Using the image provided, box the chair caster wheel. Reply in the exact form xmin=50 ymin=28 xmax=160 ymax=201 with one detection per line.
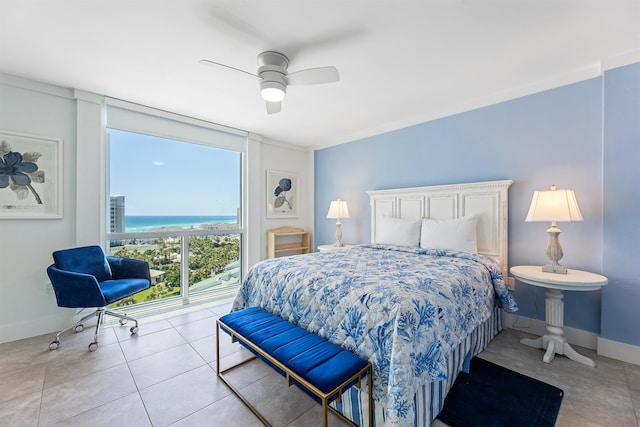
xmin=130 ymin=326 xmax=139 ymax=334
xmin=74 ymin=324 xmax=84 ymax=333
xmin=49 ymin=341 xmax=59 ymax=350
xmin=88 ymin=342 xmax=98 ymax=352
xmin=119 ymin=318 xmax=128 ymax=326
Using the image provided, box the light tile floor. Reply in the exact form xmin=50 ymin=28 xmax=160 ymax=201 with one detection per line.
xmin=0 ymin=302 xmax=638 ymax=426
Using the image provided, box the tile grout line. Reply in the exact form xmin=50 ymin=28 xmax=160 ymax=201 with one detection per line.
xmin=118 ymin=336 xmax=155 ymax=426
xmin=37 ymin=362 xmax=46 ymax=427
xmin=621 ymin=364 xmax=640 ymax=425
xmin=10 ymin=308 xmax=637 ymax=426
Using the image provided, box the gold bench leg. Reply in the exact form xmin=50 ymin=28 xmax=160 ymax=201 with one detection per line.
xmin=323 ymin=398 xmax=329 ymax=427
xmin=217 ymin=319 xmax=371 ymax=427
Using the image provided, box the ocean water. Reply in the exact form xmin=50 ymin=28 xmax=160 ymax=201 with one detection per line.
xmin=125 ymin=215 xmax=237 ymax=232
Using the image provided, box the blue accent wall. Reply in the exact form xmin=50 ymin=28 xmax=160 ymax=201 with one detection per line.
xmin=602 ymin=62 xmax=640 ymax=346
xmin=315 ymin=68 xmax=639 ymax=339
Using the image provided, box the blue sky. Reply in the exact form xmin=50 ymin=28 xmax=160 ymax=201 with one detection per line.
xmin=108 ymin=129 xmax=240 ymax=216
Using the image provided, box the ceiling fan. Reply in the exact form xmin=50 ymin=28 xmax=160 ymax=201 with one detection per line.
xmin=200 ymin=51 xmax=339 ymax=114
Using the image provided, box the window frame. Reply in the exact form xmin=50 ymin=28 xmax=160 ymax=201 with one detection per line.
xmin=103 ymin=99 xmax=248 ymax=310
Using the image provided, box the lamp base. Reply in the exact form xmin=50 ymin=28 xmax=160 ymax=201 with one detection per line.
xmin=334 ymin=221 xmax=343 ymax=248
xmin=542 ymin=264 xmax=568 ymax=274
xmin=543 ymin=225 xmax=567 ymax=274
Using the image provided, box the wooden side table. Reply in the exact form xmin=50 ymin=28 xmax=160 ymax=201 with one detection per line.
xmin=510 ymin=265 xmax=608 ymax=367
xmin=266 ymin=227 xmax=311 ymax=259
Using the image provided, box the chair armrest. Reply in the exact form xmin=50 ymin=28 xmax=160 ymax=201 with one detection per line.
xmin=46 ymin=265 xmax=108 ymax=308
xmin=107 ymin=256 xmax=151 ymax=282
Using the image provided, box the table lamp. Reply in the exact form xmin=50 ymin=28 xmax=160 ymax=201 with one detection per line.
xmin=326 ymin=199 xmax=350 ymax=247
xmin=525 ymin=185 xmax=583 ymax=274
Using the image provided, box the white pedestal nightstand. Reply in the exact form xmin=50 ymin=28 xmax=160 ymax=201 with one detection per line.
xmin=510 ymin=265 xmax=608 ymax=367
xmin=317 ymin=244 xmax=354 ymax=252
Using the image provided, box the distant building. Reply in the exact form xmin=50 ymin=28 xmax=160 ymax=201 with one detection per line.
xmin=149 ymin=269 xmax=165 ymax=285
xmin=110 ymin=195 xmax=125 ymax=233
xmin=110 ymin=195 xmax=125 ymax=246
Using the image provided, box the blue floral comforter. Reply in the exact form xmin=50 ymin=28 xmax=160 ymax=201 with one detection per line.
xmin=232 ymin=244 xmax=518 ymax=426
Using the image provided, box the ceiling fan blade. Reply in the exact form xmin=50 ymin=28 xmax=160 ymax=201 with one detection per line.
xmin=199 ymin=59 xmax=258 ymax=79
xmin=286 ymin=66 xmax=339 ymax=85
xmin=266 ymin=101 xmax=282 ymax=114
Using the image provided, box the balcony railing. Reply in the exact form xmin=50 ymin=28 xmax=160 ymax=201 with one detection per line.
xmin=106 ymin=227 xmax=242 ymax=315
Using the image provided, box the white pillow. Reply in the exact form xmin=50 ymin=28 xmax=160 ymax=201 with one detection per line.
xmin=376 ymin=216 xmax=422 ymax=247
xmin=420 ymin=215 xmax=478 ymax=253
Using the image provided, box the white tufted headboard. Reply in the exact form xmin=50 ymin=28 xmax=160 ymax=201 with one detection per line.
xmin=367 ymin=180 xmax=513 ymax=276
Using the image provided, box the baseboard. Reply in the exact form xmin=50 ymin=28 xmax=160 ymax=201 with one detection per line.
xmin=597 ymin=337 xmax=640 ymax=366
xmin=502 ymin=313 xmax=598 ymax=350
xmin=503 ymin=313 xmax=640 ymax=366
xmin=0 ymin=310 xmax=74 ymax=345
xmin=0 ymin=295 xmax=236 ymax=345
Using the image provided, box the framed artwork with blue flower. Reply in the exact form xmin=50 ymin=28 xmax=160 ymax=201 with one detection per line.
xmin=0 ymin=130 xmax=63 ymax=219
xmin=266 ymin=170 xmax=298 ymax=218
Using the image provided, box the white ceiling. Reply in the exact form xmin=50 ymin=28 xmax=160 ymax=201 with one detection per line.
xmin=1 ymin=1 xmax=638 ymax=148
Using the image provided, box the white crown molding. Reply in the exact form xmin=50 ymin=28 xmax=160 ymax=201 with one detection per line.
xmin=601 ymin=49 xmax=640 ymax=72
xmin=247 ymin=132 xmax=263 ymax=143
xmin=74 ymin=89 xmax=104 ymax=104
xmin=0 ymin=72 xmax=73 ymax=99
xmin=314 ymin=57 xmax=638 ymax=150
xmin=261 ymin=136 xmax=313 ymax=152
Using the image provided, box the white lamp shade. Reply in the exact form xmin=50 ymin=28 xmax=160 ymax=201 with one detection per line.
xmin=525 ymin=187 xmax=583 ymax=222
xmin=326 ymin=199 xmax=350 ymax=219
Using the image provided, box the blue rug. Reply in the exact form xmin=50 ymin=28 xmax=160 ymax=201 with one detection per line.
xmin=437 ymin=357 xmax=563 ymax=427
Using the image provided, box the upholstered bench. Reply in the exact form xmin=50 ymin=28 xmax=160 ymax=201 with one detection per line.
xmin=216 ymin=307 xmax=373 ymax=427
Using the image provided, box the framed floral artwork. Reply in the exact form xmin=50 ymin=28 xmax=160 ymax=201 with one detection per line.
xmin=266 ymin=170 xmax=298 ymax=218
xmin=0 ymin=130 xmax=63 ymax=219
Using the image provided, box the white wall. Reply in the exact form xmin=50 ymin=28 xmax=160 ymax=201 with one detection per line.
xmin=0 ymin=75 xmax=79 ymax=342
xmin=0 ymin=73 xmax=314 ymax=344
xmin=245 ymin=135 xmax=314 ymax=266
xmin=257 ymin=137 xmax=314 ymax=260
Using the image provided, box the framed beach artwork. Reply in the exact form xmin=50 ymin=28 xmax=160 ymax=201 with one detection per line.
xmin=266 ymin=170 xmax=298 ymax=218
xmin=0 ymin=130 xmax=63 ymax=219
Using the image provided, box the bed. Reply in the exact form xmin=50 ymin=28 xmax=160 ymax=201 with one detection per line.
xmin=231 ymin=180 xmax=517 ymax=426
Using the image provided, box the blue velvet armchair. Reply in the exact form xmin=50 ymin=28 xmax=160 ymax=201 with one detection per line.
xmin=46 ymin=245 xmax=151 ymax=351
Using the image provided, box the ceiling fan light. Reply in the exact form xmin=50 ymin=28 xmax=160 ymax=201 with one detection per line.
xmin=261 ymin=81 xmax=286 ymax=102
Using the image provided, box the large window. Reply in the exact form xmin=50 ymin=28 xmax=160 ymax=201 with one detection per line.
xmin=105 ymin=102 xmax=246 ymax=311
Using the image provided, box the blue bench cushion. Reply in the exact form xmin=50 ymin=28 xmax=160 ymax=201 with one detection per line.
xmin=219 ymin=307 xmax=368 ymax=396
